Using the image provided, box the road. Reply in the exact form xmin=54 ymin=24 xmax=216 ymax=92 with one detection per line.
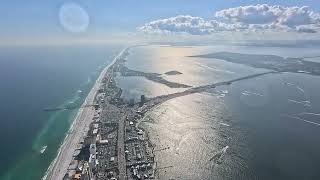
xmin=147 ymin=71 xmax=279 ymax=106
xmin=117 ymin=114 xmax=127 ymax=180
xmin=44 ymin=48 xmax=129 ymax=180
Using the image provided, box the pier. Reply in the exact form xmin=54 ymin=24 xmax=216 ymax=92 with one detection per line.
xmin=43 ymin=104 xmax=99 ymax=112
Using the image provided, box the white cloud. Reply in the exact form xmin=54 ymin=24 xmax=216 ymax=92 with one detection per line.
xmin=138 ymin=15 xmax=231 ymax=35
xmin=139 ymin=4 xmax=320 ymax=35
xmin=215 ymin=4 xmax=280 ymax=24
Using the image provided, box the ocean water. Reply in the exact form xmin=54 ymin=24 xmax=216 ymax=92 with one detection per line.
xmin=0 ymin=44 xmax=122 ymax=180
xmin=118 ymin=45 xmax=320 ymax=180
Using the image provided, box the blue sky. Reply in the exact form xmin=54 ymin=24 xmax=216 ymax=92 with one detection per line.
xmin=0 ymin=0 xmax=319 ymax=45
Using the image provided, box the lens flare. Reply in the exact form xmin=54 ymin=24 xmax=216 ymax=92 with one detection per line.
xmin=59 ymin=2 xmax=89 ymax=33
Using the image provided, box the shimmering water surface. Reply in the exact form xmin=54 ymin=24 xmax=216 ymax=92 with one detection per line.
xmin=117 ymin=45 xmax=320 ymax=180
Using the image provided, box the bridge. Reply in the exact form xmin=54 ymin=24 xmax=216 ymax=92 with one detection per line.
xmin=145 ymin=71 xmax=280 ymax=106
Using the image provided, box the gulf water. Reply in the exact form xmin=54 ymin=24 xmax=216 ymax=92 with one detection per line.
xmin=0 ymin=44 xmax=122 ymax=180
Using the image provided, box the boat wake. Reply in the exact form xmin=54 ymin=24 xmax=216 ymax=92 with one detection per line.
xmin=299 ymin=112 xmax=320 ymax=116
xmin=241 ymin=90 xmax=264 ymax=97
xmin=209 ymin=146 xmax=229 ymax=164
xmin=284 ymin=82 xmax=306 ymax=95
xmin=219 ymin=122 xmax=230 ymax=127
xmin=40 ymin=145 xmax=47 ymax=154
xmin=195 ymin=62 xmax=235 ymax=74
xmin=288 ymin=99 xmax=312 ymax=107
xmin=216 ymin=89 xmax=228 ymax=98
xmin=282 ymin=114 xmax=320 ymax=127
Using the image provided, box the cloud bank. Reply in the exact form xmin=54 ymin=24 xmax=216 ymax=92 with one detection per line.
xmin=138 ymin=4 xmax=320 ymax=35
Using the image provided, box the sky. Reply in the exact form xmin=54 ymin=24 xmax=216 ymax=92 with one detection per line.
xmin=0 ymin=0 xmax=320 ymax=45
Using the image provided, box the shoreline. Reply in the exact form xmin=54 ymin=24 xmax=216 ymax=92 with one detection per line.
xmin=43 ymin=47 xmax=128 ymax=180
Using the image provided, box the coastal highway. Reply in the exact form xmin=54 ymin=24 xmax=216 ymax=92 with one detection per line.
xmin=117 ymin=114 xmax=127 ymax=180
xmin=147 ymin=71 xmax=280 ymax=106
xmin=44 ymin=47 xmax=276 ymax=180
xmin=44 ymin=48 xmax=129 ymax=180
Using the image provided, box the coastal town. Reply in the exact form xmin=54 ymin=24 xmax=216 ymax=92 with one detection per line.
xmin=44 ymin=47 xmax=283 ymax=180
xmin=59 ymin=48 xmax=156 ymax=180
xmin=3 ymin=1 xmax=320 ymax=180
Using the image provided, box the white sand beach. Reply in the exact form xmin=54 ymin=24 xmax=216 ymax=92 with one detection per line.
xmin=44 ymin=48 xmax=127 ymax=180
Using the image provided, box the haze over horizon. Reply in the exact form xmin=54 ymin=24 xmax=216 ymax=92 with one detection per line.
xmin=1 ymin=0 xmax=320 ymax=46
